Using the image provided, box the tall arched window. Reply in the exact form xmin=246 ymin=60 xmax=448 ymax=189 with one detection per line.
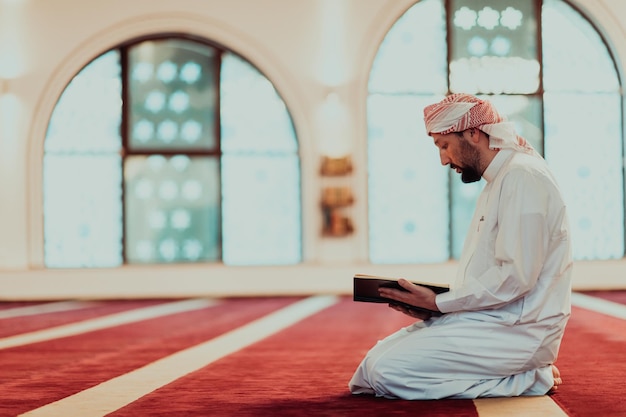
xmin=43 ymin=36 xmax=302 ymax=267
xmin=367 ymin=0 xmax=623 ymax=264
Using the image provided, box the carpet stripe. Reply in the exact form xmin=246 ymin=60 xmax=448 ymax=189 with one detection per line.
xmin=0 ymin=300 xmax=177 ymax=339
xmin=1 ymin=298 xmax=299 ymax=416
xmin=0 ymin=301 xmax=97 ymax=319
xmin=18 ymin=295 xmax=339 ymax=417
xmin=108 ymin=297 xmax=477 ymax=417
xmin=0 ymin=299 xmax=216 ymax=350
xmin=571 ymin=291 xmax=626 ymax=319
xmin=474 ymin=396 xmax=567 ymax=417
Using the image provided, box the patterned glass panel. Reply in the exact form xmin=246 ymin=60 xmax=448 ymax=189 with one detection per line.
xmin=542 ymin=0 xmax=619 ymax=93
xmin=220 ymin=53 xmax=297 ymax=153
xmin=124 ymin=155 xmax=221 ymax=263
xmin=368 ymin=94 xmax=449 ymax=264
xmin=128 ymin=40 xmax=217 ymax=151
xmin=45 ymin=51 xmax=122 ymax=153
xmin=221 ymin=154 xmax=301 ymax=265
xmin=44 ymin=38 xmax=303 ymax=267
xmin=543 ymin=0 xmax=623 ymax=260
xmin=368 ymin=0 xmax=447 ymax=94
xmin=449 ymin=0 xmax=539 ymax=94
xmin=544 ymin=93 xmax=624 ymax=260
xmin=43 ymin=154 xmax=123 ymax=267
xmin=43 ymin=50 xmax=123 ymax=268
xmin=220 ymin=51 xmax=301 ymax=265
xmin=449 ymin=95 xmax=541 ymax=258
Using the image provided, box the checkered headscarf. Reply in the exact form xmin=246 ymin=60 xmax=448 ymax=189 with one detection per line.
xmin=423 ymin=94 xmax=536 ymax=155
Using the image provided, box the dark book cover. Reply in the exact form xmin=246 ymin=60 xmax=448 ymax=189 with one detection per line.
xmin=353 ymin=274 xmax=450 ymax=315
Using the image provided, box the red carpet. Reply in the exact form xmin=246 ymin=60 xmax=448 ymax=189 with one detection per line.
xmin=0 ymin=301 xmax=43 ymax=311
xmin=580 ymin=290 xmax=626 ymax=305
xmin=0 ymin=297 xmax=299 ymax=416
xmin=0 ymin=300 xmax=166 ymax=338
xmin=550 ymin=305 xmax=626 ymax=417
xmin=2 ymin=292 xmax=626 ymax=416
xmin=110 ymin=299 xmax=479 ymax=417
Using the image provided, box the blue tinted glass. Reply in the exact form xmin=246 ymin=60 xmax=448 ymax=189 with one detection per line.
xmin=222 ymin=154 xmax=301 ymax=265
xmin=368 ymin=94 xmax=450 ymax=263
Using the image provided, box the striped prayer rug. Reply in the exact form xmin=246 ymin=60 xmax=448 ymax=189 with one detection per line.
xmin=0 ymin=291 xmax=624 ymax=416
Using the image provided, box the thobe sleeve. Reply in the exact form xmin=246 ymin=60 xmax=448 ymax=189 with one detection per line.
xmin=436 ymin=168 xmax=551 ymax=313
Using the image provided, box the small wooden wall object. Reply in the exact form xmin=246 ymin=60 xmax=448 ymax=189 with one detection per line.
xmin=321 ymin=186 xmax=354 ymax=236
xmin=320 ymin=156 xmax=353 ymax=176
xmin=321 ymin=186 xmax=354 ymax=208
xmin=323 ymin=209 xmax=354 ymax=237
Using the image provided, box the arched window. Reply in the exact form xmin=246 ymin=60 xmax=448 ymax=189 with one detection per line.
xmin=43 ymin=36 xmax=302 ymax=267
xmin=368 ymin=0 xmax=623 ymax=263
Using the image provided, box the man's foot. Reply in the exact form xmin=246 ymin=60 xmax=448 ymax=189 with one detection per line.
xmin=549 ymin=364 xmax=562 ymax=393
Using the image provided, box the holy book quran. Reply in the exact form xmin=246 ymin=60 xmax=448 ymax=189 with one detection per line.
xmin=353 ymin=273 xmax=450 ymax=315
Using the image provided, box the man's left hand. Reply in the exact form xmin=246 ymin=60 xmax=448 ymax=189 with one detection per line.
xmin=378 ymin=278 xmax=440 ymax=313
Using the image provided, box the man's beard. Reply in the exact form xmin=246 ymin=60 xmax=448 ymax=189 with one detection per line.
xmin=460 ymin=166 xmax=481 ymax=183
xmin=455 ymin=138 xmax=482 ymax=183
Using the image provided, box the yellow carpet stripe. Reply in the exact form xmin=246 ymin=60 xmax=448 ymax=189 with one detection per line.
xmin=0 ymin=300 xmax=97 ymax=319
xmin=571 ymin=291 xmax=626 ymax=319
xmin=474 ymin=396 xmax=568 ymax=417
xmin=0 ymin=298 xmax=217 ymax=350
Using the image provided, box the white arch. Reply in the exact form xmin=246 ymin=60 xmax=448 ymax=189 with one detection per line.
xmin=571 ymin=0 xmax=626 ymax=77
xmin=26 ymin=12 xmax=315 ymax=266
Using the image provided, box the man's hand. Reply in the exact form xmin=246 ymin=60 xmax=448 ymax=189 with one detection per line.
xmin=378 ymin=278 xmax=440 ymax=316
xmin=388 ymin=303 xmax=433 ymax=320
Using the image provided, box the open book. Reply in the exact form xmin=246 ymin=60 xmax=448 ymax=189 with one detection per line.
xmin=353 ymin=273 xmax=450 ymax=315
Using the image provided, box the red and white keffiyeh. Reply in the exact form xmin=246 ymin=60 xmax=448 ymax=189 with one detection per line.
xmin=423 ymin=93 xmax=536 ymax=155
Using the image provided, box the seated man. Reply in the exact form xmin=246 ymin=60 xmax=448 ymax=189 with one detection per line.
xmin=349 ymin=93 xmax=572 ymax=399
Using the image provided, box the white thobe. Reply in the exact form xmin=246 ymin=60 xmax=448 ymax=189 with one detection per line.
xmin=349 ymin=149 xmax=573 ymax=399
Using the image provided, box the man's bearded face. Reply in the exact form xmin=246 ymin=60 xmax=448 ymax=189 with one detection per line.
xmin=452 ymin=137 xmax=482 ymax=183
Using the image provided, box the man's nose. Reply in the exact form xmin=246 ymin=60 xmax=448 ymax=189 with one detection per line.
xmin=439 ymin=151 xmax=450 ymax=166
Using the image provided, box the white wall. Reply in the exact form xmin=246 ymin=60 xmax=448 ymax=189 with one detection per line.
xmin=0 ymin=0 xmax=625 ymax=300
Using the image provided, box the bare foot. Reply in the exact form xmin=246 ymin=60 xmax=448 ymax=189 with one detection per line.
xmin=549 ymin=364 xmax=562 ymax=394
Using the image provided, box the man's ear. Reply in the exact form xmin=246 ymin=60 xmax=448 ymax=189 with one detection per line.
xmin=461 ymin=128 xmax=480 ymax=144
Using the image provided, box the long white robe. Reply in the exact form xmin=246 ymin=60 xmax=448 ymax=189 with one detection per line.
xmin=349 ymin=149 xmax=573 ymax=399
